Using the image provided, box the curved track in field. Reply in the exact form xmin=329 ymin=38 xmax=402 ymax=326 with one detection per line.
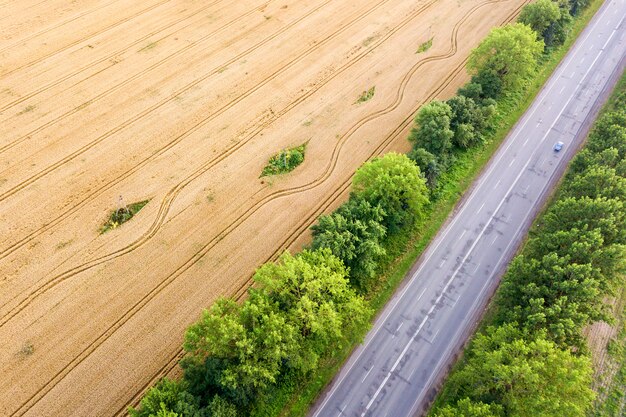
xmin=0 ymin=0 xmax=531 ymax=414
xmin=0 ymin=0 xmax=439 ymax=326
xmin=0 ymin=0 xmax=272 ymax=151
xmin=114 ymin=1 xmax=530 ymax=412
xmin=0 ymin=0 xmax=346 ymax=199
xmin=6 ymin=1 xmax=527 ymax=413
xmin=0 ymin=0 xmax=371 ymax=261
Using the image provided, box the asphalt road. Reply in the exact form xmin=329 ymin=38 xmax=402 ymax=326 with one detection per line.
xmin=310 ymin=1 xmax=626 ymax=416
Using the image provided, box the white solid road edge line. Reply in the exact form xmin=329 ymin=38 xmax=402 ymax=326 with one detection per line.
xmin=406 ymin=7 xmax=625 ymax=417
xmin=360 ymin=15 xmax=616 ymax=414
xmin=311 ymin=2 xmax=617 ymax=415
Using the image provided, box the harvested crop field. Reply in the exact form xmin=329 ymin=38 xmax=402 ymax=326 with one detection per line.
xmin=0 ymin=0 xmax=528 ymax=415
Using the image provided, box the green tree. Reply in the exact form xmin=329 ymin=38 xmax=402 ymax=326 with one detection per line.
xmin=311 ymin=197 xmax=386 ymax=291
xmin=497 ymin=253 xmax=604 ymax=346
xmin=206 ymin=395 xmax=237 ymax=417
xmin=527 ymin=227 xmax=625 ymax=279
xmin=449 ymin=325 xmax=595 ymax=417
xmin=254 ymin=249 xmax=371 ymax=370
xmin=543 ymin=0 xmax=573 ymax=47
xmin=570 ymin=148 xmax=621 ymax=174
xmin=409 ymin=100 xmax=454 ymax=156
xmin=446 ymin=95 xmax=496 ymax=149
xmin=458 ymin=82 xmax=485 ymax=102
xmin=586 ymin=111 xmax=626 ymax=156
xmin=564 ymin=165 xmax=626 ymax=200
xmin=408 ymin=147 xmax=441 ymax=188
xmin=617 ymin=159 xmax=626 ymax=177
xmin=183 ymin=293 xmax=299 ymax=402
xmin=519 ymin=0 xmax=561 ymax=45
xmin=541 ymin=196 xmax=626 ymax=245
xmin=352 ymin=153 xmax=429 ymax=232
xmin=468 ymin=23 xmax=544 ymax=91
xmin=471 ymin=70 xmax=504 ymax=99
xmin=434 ymin=398 xmax=503 ymax=417
xmin=568 ymin=0 xmax=590 ymax=15
xmin=128 ymin=378 xmax=204 ymax=417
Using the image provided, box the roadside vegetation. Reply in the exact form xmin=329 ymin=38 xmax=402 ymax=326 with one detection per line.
xmin=130 ymin=0 xmax=606 ymax=415
xmin=581 ymin=75 xmax=626 ymax=417
xmin=430 ymin=63 xmax=626 ymax=417
xmin=130 ymin=153 xmax=427 ymax=417
xmin=260 ymin=143 xmax=307 ymax=177
xmin=590 ymin=285 xmax=626 ymax=417
xmin=101 ymin=200 xmax=150 ymax=233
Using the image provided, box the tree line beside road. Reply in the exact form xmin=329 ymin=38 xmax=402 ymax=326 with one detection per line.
xmin=130 ymin=0 xmax=600 ymax=414
xmin=431 ymin=53 xmax=626 ymax=417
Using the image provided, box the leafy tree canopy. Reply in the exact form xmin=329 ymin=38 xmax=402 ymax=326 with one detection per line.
xmin=497 ymin=253 xmax=604 ymax=346
xmin=409 ymin=100 xmax=455 ymax=156
xmin=586 ymin=110 xmax=626 ymax=156
xmin=129 ymin=378 xmax=206 ymax=417
xmin=449 ymin=324 xmax=595 ymax=417
xmin=183 ymin=292 xmax=299 ymax=398
xmin=519 ymin=0 xmax=562 ymax=44
xmin=434 ymin=398 xmax=503 ymax=417
xmin=408 ymin=147 xmax=441 ymax=188
xmin=446 ymin=95 xmax=496 ymax=149
xmin=311 ymin=197 xmax=387 ymax=291
xmin=468 ymin=23 xmax=544 ymax=91
xmin=352 ymin=152 xmax=429 ymax=232
xmin=540 ymin=196 xmax=626 ymax=245
xmin=568 ymin=0 xmax=590 ymax=15
xmin=564 ymin=165 xmax=626 ymax=200
xmin=254 ymin=249 xmax=371 ymax=369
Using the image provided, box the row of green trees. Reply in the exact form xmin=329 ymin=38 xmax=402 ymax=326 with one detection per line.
xmin=409 ymin=0 xmax=587 ymax=190
xmin=131 ymin=0 xmax=596 ymax=414
xmin=432 ymin=50 xmax=626 ymax=417
xmin=409 ymin=0 xmax=578 ymax=187
xmin=313 ymin=153 xmax=428 ymax=291
xmin=130 ymin=153 xmax=430 ymax=417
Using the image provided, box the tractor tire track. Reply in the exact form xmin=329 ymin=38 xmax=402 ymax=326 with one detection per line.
xmin=0 ymin=0 xmax=437 ymax=324
xmin=0 ymin=0 xmax=364 ymax=203
xmin=0 ymin=0 xmax=231 ymax=114
xmin=113 ymin=350 xmax=184 ymax=417
xmin=5 ymin=1 xmax=529 ymax=414
xmin=0 ymin=0 xmax=175 ymax=76
xmin=5 ymin=2 xmax=518 ymax=414
xmin=0 ymin=1 xmax=125 ymax=45
xmin=0 ymin=0 xmax=50 ymax=17
xmin=0 ymin=0 xmax=270 ymax=154
xmin=111 ymin=3 xmax=528 ymax=412
xmin=0 ymin=0 xmax=391 ymax=262
xmin=3 ymin=0 xmax=447 ymax=414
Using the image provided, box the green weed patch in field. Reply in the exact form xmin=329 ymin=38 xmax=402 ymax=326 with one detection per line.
xmin=261 ymin=143 xmax=307 ymax=177
xmin=355 ymin=86 xmax=376 ymax=104
xmin=101 ymin=200 xmax=150 ymax=233
xmin=416 ymin=38 xmax=433 ymax=53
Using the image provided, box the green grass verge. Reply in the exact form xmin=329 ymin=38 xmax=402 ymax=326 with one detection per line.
xmin=101 ymin=200 xmax=150 ymax=233
xmin=250 ymin=1 xmax=606 ymax=415
xmin=261 ymin=143 xmax=307 ymax=177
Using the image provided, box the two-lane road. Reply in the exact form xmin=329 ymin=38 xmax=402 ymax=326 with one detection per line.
xmin=311 ymin=1 xmax=626 ymax=416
